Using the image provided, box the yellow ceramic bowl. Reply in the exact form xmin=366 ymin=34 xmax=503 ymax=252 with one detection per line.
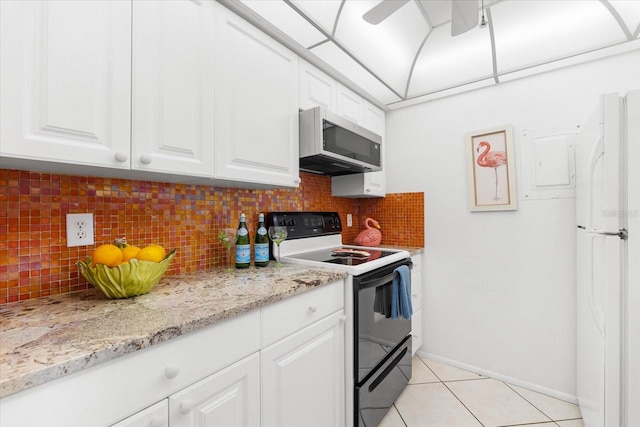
xmin=77 ymin=249 xmax=176 ymax=299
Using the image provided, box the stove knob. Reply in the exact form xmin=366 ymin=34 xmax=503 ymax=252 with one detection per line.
xmin=288 ymin=219 xmax=295 ymax=226
xmin=279 ymin=219 xmax=287 ymax=226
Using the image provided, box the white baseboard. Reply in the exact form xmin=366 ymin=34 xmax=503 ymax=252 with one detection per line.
xmin=416 ymin=350 xmax=579 ymax=404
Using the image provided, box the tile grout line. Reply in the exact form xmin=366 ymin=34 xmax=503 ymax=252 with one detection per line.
xmin=392 ymin=402 xmax=409 ymax=427
xmin=417 ymin=356 xmax=488 ymax=426
xmin=503 ymin=382 xmax=566 ymax=424
xmin=441 ymin=378 xmax=488 ymax=427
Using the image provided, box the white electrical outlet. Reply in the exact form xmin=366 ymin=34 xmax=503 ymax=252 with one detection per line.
xmin=347 ymin=214 xmax=353 ymax=227
xmin=66 ymin=213 xmax=95 ymax=247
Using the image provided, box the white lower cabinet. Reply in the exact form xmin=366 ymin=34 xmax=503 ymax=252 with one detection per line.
xmin=0 ymin=281 xmax=346 ymax=427
xmin=112 ymin=400 xmax=169 ymax=427
xmin=261 ymin=311 xmax=345 ymax=427
xmin=169 ymin=353 xmax=260 ymax=427
xmin=411 ymin=254 xmax=423 ymax=356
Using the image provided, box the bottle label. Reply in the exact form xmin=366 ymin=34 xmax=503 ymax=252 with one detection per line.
xmin=238 ymin=228 xmax=248 ymax=237
xmin=257 ymin=226 xmax=267 ymax=236
xmin=235 ymin=244 xmax=250 ymax=263
xmin=254 ymin=243 xmax=269 ymax=262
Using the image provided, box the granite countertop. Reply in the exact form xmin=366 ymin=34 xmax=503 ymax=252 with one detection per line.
xmin=383 ymin=246 xmax=424 ymax=256
xmin=0 ymin=263 xmax=347 ymax=399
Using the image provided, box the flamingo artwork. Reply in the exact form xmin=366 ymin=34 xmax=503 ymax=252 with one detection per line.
xmin=354 ymin=217 xmax=382 ymax=247
xmin=476 ymin=141 xmax=507 ymax=202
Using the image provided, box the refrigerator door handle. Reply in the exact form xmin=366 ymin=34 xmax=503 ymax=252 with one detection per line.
xmin=588 ymin=237 xmax=605 ymax=337
xmin=586 ymin=133 xmax=604 ymax=231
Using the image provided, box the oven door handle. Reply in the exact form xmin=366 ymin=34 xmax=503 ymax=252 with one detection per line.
xmin=358 ymin=271 xmax=399 ymax=290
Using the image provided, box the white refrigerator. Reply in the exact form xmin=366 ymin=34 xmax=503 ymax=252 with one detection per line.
xmin=576 ymin=89 xmax=639 ymax=427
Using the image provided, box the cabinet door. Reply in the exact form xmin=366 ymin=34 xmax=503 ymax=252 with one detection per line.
xmin=214 ymin=4 xmax=300 ymax=188
xmin=336 ymin=84 xmax=364 ymax=125
xmin=111 ymin=400 xmax=168 ymax=427
xmin=262 ymin=311 xmax=345 ymax=427
xmin=131 ymin=0 xmax=215 ymax=177
xmin=169 ymin=353 xmax=260 ymax=427
xmin=299 ymin=59 xmax=336 ymax=111
xmin=411 ymin=254 xmax=423 ymax=356
xmin=0 ymin=0 xmax=131 ymax=169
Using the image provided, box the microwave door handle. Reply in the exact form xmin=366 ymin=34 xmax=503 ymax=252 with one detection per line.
xmin=358 ymin=271 xmax=399 ymax=290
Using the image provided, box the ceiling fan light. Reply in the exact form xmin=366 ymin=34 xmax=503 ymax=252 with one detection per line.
xmin=480 ymin=15 xmax=487 ymax=28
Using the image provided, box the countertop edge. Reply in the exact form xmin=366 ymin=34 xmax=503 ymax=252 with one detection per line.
xmin=0 ymin=265 xmax=348 ymax=398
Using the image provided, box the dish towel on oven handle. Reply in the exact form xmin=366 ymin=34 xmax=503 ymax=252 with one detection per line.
xmin=391 ymin=265 xmax=413 ymax=319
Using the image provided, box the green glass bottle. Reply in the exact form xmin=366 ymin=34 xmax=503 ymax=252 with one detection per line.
xmin=254 ymin=213 xmax=269 ymax=267
xmin=235 ymin=213 xmax=250 ymax=269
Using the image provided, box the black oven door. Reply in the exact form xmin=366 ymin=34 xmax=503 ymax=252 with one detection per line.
xmin=353 ymin=258 xmax=412 ymax=384
xmin=356 ymin=335 xmax=412 ymax=427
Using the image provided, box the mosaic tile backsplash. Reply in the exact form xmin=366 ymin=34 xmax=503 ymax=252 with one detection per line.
xmin=0 ymin=169 xmax=424 ymax=304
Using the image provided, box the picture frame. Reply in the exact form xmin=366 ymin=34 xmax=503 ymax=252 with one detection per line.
xmin=466 ymin=125 xmax=517 ymax=212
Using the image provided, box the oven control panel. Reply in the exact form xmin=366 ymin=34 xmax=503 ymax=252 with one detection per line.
xmin=266 ymin=212 xmax=342 ymax=240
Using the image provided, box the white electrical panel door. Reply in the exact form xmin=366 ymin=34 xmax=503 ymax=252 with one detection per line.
xmin=520 ymin=130 xmax=576 ymax=200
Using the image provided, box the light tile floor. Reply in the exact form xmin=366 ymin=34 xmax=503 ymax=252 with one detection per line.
xmin=380 ymin=355 xmax=584 ymax=427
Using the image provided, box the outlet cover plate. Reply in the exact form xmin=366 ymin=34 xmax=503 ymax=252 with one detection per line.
xmin=66 ymin=213 xmax=95 ymax=247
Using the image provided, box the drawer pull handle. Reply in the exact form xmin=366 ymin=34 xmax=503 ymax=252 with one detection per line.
xmin=308 ymin=304 xmax=318 ymax=313
xmin=140 ymin=154 xmax=153 ymax=165
xmin=180 ymin=400 xmax=194 ymax=415
xmin=165 ymin=364 xmax=180 ymax=379
xmin=149 ymin=416 xmax=165 ymax=427
xmin=114 ymin=152 xmax=128 ymax=162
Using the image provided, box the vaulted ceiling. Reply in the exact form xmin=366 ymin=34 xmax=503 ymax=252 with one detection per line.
xmin=227 ymin=0 xmax=640 ymax=110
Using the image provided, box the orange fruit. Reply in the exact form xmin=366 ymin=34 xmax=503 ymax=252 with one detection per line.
xmin=92 ymin=244 xmax=123 ymax=268
xmin=135 ymin=244 xmax=166 ymax=263
xmin=121 ymin=245 xmax=141 ymax=262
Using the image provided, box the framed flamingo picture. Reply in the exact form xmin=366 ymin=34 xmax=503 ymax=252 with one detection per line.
xmin=466 ymin=125 xmax=518 ymax=211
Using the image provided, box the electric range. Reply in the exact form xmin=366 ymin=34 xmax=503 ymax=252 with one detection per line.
xmin=267 ymin=211 xmax=410 ymax=275
xmin=266 ymin=212 xmax=413 ymax=427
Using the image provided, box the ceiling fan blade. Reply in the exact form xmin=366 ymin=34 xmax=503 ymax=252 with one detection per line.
xmin=363 ymin=0 xmax=410 ymax=25
xmin=451 ymin=0 xmax=479 ymax=36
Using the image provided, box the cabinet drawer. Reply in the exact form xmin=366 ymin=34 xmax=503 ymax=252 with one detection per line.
xmin=261 ymin=280 xmax=344 ymax=347
xmin=0 ymin=310 xmax=261 ymax=427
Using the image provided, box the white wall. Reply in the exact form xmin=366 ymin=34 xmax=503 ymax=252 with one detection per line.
xmin=385 ymin=49 xmax=640 ymax=400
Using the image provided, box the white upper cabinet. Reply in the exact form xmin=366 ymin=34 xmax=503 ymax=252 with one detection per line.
xmin=213 ymin=3 xmax=300 ymax=188
xmin=363 ymin=100 xmax=385 ymax=136
xmin=299 ymin=59 xmax=337 ymax=111
xmin=336 ymin=84 xmax=365 ymax=125
xmin=0 ymin=0 xmax=132 ymax=169
xmin=131 ymin=0 xmax=215 ymax=177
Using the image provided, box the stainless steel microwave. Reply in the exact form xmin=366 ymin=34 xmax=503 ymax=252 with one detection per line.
xmin=299 ymin=106 xmax=382 ymax=176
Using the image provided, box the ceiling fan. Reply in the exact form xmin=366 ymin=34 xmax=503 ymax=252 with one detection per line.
xmin=362 ymin=0 xmax=486 ymax=36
